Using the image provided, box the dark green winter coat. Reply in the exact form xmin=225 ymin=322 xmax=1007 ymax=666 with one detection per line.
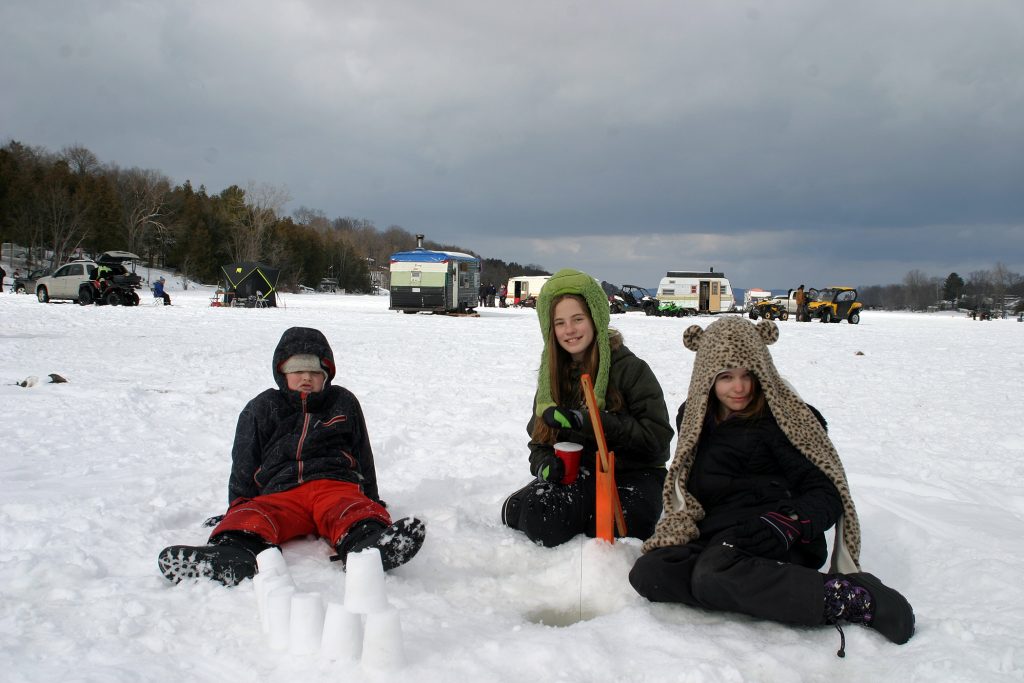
xmin=527 ymin=332 xmax=672 ymax=476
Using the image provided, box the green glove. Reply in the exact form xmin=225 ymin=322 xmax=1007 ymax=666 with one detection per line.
xmin=542 ymin=406 xmax=585 ymax=430
xmin=537 ymin=455 xmax=566 ymax=483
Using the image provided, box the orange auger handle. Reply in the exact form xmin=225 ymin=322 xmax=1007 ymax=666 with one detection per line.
xmin=581 ymin=374 xmax=627 ymax=542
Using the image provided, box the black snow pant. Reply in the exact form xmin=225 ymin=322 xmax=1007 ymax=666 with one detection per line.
xmin=629 ymin=534 xmax=826 ymax=626
xmin=501 ymin=466 xmax=665 ymax=547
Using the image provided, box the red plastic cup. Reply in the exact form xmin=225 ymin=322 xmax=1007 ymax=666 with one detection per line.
xmin=553 ymin=442 xmax=584 ymax=485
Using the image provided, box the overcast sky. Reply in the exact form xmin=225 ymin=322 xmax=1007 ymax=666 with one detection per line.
xmin=3 ymin=0 xmax=1022 ymax=289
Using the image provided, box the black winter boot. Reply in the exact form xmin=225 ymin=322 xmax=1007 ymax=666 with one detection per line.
xmin=824 ymin=572 xmax=915 ymax=646
xmin=158 ymin=531 xmax=272 ymax=586
xmin=333 ymin=517 xmax=426 ymax=571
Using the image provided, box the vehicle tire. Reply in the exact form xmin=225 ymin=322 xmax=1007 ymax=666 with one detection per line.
xmin=15 ymin=284 xmax=26 ymax=294
xmin=748 ymin=310 xmax=757 ymax=319
xmin=105 ymin=290 xmax=122 ymax=306
xmin=779 ymin=310 xmax=789 ymax=321
xmin=820 ymin=310 xmax=832 ymax=323
xmin=79 ymin=287 xmax=94 ymax=305
xmin=849 ymin=311 xmax=860 ymax=324
xmin=644 ymin=305 xmax=654 ymax=316
xmin=402 ymin=309 xmax=417 ymax=314
xmin=37 ymin=287 xmax=49 ymax=303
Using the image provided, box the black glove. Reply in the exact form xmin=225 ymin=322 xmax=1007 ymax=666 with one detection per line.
xmin=542 ymin=406 xmax=585 ymax=431
xmin=202 ymin=514 xmax=225 ymax=528
xmin=732 ymin=511 xmax=808 ymax=559
xmin=536 ymin=454 xmax=566 ymax=483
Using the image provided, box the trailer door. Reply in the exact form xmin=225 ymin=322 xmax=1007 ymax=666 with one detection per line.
xmin=699 ymin=281 xmax=710 ymax=312
xmin=709 ymin=280 xmax=721 ymax=312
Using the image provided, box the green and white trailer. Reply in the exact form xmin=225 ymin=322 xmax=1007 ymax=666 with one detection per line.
xmin=389 ymin=248 xmax=481 ymax=314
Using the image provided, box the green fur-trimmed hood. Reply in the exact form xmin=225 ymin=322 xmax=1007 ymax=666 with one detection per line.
xmin=535 ymin=269 xmax=611 ymax=417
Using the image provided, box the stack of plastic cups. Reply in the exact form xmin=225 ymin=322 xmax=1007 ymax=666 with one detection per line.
xmin=321 ymin=601 xmax=363 ymax=661
xmin=253 ymin=547 xmax=296 ymax=650
xmin=343 ymin=547 xmax=406 ymax=670
xmin=289 ymin=592 xmax=325 ymax=656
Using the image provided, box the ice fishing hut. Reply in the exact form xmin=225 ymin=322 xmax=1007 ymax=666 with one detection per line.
xmin=221 ymin=262 xmax=281 ymax=307
xmin=389 ymin=236 xmax=481 ymax=314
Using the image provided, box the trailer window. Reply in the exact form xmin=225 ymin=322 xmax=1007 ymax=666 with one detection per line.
xmin=712 ymin=282 xmax=719 ymax=295
xmin=662 ymin=288 xmax=674 ymax=295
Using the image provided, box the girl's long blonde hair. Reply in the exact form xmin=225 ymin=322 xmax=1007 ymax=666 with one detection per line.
xmin=532 ymin=293 xmax=623 ymax=444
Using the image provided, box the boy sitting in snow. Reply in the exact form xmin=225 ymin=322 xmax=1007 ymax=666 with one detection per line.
xmin=158 ymin=326 xmax=426 ymax=585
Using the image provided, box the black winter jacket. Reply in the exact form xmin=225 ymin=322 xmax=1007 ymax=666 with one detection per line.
xmin=678 ymin=401 xmax=842 ymax=568
xmin=226 ymin=327 xmax=380 ymax=504
xmin=527 ymin=339 xmax=672 ymax=476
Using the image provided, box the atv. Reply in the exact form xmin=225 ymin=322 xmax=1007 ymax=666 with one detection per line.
xmin=749 ymin=298 xmax=789 ymax=321
xmin=615 ymin=285 xmax=659 ymax=314
xmin=806 ymin=286 xmax=862 ymax=324
xmin=79 ymin=251 xmax=144 ymax=306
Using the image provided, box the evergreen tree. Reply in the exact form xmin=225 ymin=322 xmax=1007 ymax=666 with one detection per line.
xmin=942 ymin=272 xmax=965 ymax=303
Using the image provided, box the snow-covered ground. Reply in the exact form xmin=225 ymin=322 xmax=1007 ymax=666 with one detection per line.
xmin=2 ymin=285 xmax=1022 ymax=682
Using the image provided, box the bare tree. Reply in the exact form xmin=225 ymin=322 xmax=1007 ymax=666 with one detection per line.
xmin=991 ymin=262 xmax=1011 ymax=313
xmin=61 ymin=145 xmax=101 ymax=175
xmin=293 ymin=206 xmax=331 ymax=232
xmin=111 ymin=166 xmax=172 ymax=254
xmin=42 ymin=176 xmax=89 ymax=266
xmin=902 ymin=269 xmax=937 ymax=310
xmin=228 ymin=182 xmax=291 ymax=262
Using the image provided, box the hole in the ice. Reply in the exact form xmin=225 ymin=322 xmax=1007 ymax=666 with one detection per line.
xmin=526 ymin=607 xmax=604 ymax=627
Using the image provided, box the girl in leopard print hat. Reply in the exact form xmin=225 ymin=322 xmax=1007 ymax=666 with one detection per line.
xmin=630 ymin=317 xmax=914 ymax=652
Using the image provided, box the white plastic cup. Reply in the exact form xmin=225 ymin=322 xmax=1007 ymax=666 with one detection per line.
xmin=289 ymin=592 xmax=325 ymax=656
xmin=360 ymin=608 xmax=405 ymax=670
xmin=321 ymin=602 xmax=363 ymax=660
xmin=265 ymin=584 xmax=296 ymax=651
xmin=256 ymin=547 xmax=289 ymax=577
xmin=255 ymin=573 xmax=294 ymax=634
xmin=344 ymin=548 xmax=390 ymax=614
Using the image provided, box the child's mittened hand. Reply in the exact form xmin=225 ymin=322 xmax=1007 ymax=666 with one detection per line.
xmin=537 ymin=455 xmax=566 ymax=484
xmin=542 ymin=406 xmax=585 ymax=430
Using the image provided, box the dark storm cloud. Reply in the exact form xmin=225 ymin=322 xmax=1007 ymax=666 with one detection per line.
xmin=2 ymin=0 xmax=1021 ymax=287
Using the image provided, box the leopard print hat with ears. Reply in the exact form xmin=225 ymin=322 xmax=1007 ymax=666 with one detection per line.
xmin=642 ymin=316 xmax=862 ymax=574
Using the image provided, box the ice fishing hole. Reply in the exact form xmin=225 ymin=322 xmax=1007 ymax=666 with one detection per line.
xmin=526 ymin=607 xmax=606 ymax=628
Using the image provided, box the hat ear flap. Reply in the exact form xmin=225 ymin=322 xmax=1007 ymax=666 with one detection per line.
xmin=756 ymin=319 xmax=780 ymax=345
xmin=683 ymin=325 xmax=704 ymax=351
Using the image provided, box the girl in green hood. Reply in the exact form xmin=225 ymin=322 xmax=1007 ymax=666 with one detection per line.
xmin=500 ymin=269 xmax=673 ymax=547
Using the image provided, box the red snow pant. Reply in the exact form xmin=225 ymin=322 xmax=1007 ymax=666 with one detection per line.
xmin=211 ymin=479 xmax=391 ymax=547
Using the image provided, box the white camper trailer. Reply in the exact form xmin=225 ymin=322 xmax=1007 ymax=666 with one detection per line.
xmin=655 ymin=270 xmax=735 ymax=314
xmin=506 ymin=275 xmax=550 ymax=308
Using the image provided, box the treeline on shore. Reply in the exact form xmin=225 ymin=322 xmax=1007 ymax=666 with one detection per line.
xmin=0 ymin=140 xmax=548 ymax=292
xmin=4 ymin=139 xmax=1020 ymax=310
xmin=857 ymin=267 xmax=1024 ymax=312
